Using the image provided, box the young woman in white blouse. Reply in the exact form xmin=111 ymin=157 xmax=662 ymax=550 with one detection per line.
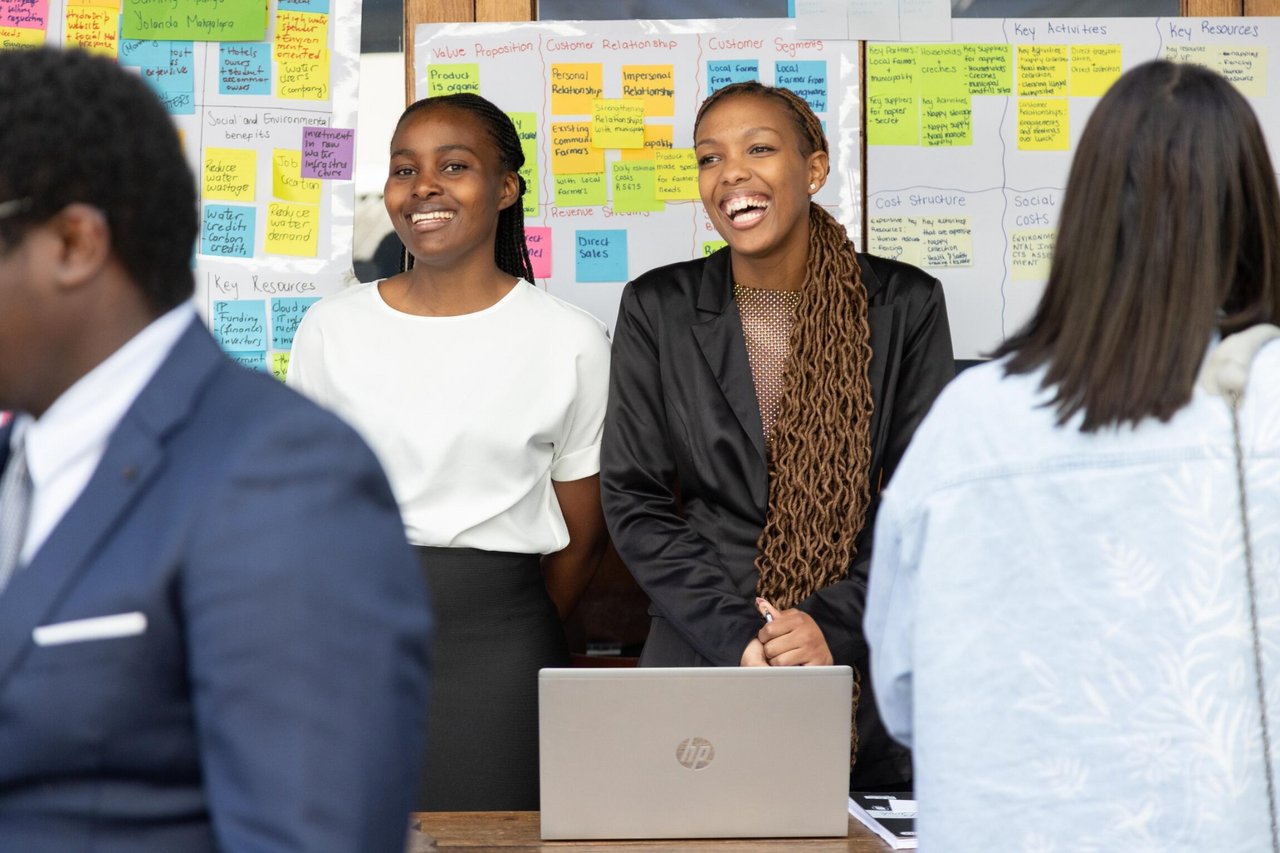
xmin=289 ymin=93 xmax=610 ymax=810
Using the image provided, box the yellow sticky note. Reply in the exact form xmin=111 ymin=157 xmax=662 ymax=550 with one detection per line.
xmin=265 ymin=202 xmax=320 ymax=257
xmin=426 ymin=63 xmax=479 ymax=97
xmin=65 ymin=6 xmax=118 ymax=57
xmin=1017 ymin=44 xmax=1069 ymax=97
xmin=611 ymin=161 xmax=663 ymax=213
xmin=920 ymin=96 xmax=971 ymax=147
xmin=274 ymin=10 xmax=327 ymax=61
xmin=1069 ymin=44 xmax=1122 ymax=97
xmin=554 ymin=172 xmax=607 ymax=207
xmin=867 ymin=218 xmax=924 ymax=267
xmin=550 ymin=122 xmax=603 ymax=175
xmin=1017 ymin=98 xmax=1069 ymax=151
xmin=621 ymin=124 xmax=675 ymax=161
xmin=917 ymin=44 xmax=967 ymax=98
xmin=550 ymin=63 xmax=603 ymax=114
xmin=920 ymin=217 xmax=973 ymax=267
xmin=1214 ymin=46 xmax=1267 ymax=97
xmin=277 ymin=52 xmax=329 ymax=100
xmin=867 ymin=94 xmax=919 ymax=146
xmin=963 ymin=43 xmax=1013 ymax=95
xmin=591 ymin=99 xmax=645 ymax=149
xmin=1011 ymin=227 xmax=1056 ymax=280
xmin=271 ymin=351 xmax=291 ymax=383
xmin=654 ymin=148 xmax=699 ymax=201
xmin=204 ymin=148 xmax=257 ymax=203
xmin=621 ymin=64 xmax=675 ymax=116
xmin=866 ymin=44 xmax=918 ymax=97
xmin=0 ymin=26 xmax=45 ymax=48
xmin=272 ymin=149 xmax=321 ymax=204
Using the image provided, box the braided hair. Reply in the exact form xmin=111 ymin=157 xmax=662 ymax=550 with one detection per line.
xmin=396 ymin=93 xmax=535 ymax=282
xmin=694 ymin=82 xmax=875 ymax=612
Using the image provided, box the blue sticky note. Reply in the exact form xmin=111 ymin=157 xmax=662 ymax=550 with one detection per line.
xmin=125 ymin=41 xmax=195 ymax=115
xmin=201 ymin=205 xmax=256 ymax=258
xmin=228 ymin=351 xmax=268 ymax=372
xmin=575 ymin=230 xmax=628 ymax=283
xmin=278 ymin=0 xmax=329 ymax=11
xmin=213 ymin=300 xmax=268 ymax=353
xmin=775 ymin=60 xmax=827 ymax=113
xmin=707 ymin=60 xmax=758 ymax=97
xmin=219 ymin=42 xmax=271 ymax=96
xmin=271 ymin=297 xmax=320 ymax=350
xmin=118 ymin=39 xmax=170 ymax=69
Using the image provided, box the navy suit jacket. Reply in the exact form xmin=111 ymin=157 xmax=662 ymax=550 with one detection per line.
xmin=0 ymin=320 xmax=431 ymax=852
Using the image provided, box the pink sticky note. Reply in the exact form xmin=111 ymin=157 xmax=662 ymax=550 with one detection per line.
xmin=1 ymin=0 xmax=48 ymax=29
xmin=301 ymin=126 xmax=354 ymax=180
xmin=526 ymin=227 xmax=552 ymax=280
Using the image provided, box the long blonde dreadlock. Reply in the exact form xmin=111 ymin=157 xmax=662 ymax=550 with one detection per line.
xmin=695 ymin=83 xmax=875 ymax=611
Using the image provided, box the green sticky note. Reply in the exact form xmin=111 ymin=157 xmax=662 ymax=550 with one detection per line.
xmin=426 ymin=63 xmax=479 ymax=97
xmin=920 ymin=96 xmax=971 ymax=147
xmin=703 ymin=240 xmax=728 ymax=257
xmin=520 ymin=162 xmax=538 ymax=217
xmin=866 ymin=44 xmax=918 ymax=97
xmin=122 ymin=0 xmax=267 ymax=41
xmin=611 ymin=161 xmax=663 ymax=213
xmin=917 ymin=44 xmax=967 ymax=98
xmin=963 ymin=44 xmax=1013 ymax=96
xmin=554 ymin=172 xmax=606 ymax=208
xmin=867 ymin=94 xmax=919 ymax=146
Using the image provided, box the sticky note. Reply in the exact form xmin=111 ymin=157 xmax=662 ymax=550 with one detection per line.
xmin=272 ymin=149 xmax=321 ymax=204
xmin=220 ymin=42 xmax=271 ymax=95
xmin=554 ymin=172 xmax=607 ymax=207
xmin=621 ymin=65 xmax=675 ymax=116
xmin=212 ymin=300 xmax=268 ymax=352
xmin=122 ymin=0 xmax=267 ymax=41
xmin=611 ymin=161 xmax=663 ymax=213
xmin=520 ymin=162 xmax=539 ymax=217
xmin=963 ymin=43 xmax=1013 ymax=96
xmin=775 ymin=59 xmax=828 ymax=113
xmin=1016 ymin=44 xmax=1069 ymax=97
xmin=702 ymin=240 xmax=728 ymax=257
xmin=916 ymin=45 xmax=967 ymax=98
xmin=1017 ymin=98 xmax=1069 ymax=151
xmin=707 ymin=59 xmax=758 ymax=96
xmin=550 ymin=63 xmax=603 ymax=114
xmin=575 ymin=230 xmax=627 ymax=282
xmin=65 ymin=5 xmax=117 ymax=57
xmin=203 ymin=148 xmax=257 ymax=202
xmin=1 ymin=0 xmax=47 ymax=29
xmin=119 ymin=38 xmax=169 ymax=67
xmin=274 ymin=10 xmax=326 ymax=61
xmin=621 ymin=124 xmax=674 ymax=161
xmin=264 ymin=202 xmax=320 ymax=257
xmin=228 ymin=352 xmax=268 ymax=371
xmin=508 ymin=112 xmax=539 ymax=216
xmin=654 ymin=148 xmax=699 ymax=201
xmin=920 ymin=96 xmax=971 ymax=147
xmin=0 ymin=24 xmax=42 ymax=47
xmin=277 ymin=53 xmax=329 ymax=100
xmin=271 ymin=297 xmax=320 ymax=350
xmin=1214 ymin=46 xmax=1267 ymax=97
xmin=301 ymin=126 xmax=354 ymax=179
xmin=550 ymin=122 xmax=603 ymax=174
xmin=867 ymin=218 xmax=924 ymax=267
xmin=124 ymin=41 xmax=195 ymax=115
xmin=426 ymin=63 xmax=479 ymax=96
xmin=526 ymin=227 xmax=552 ymax=279
xmin=867 ymin=94 xmax=919 ymax=146
xmin=866 ymin=45 xmax=917 ymax=97
xmin=271 ymin=351 xmax=291 ymax=382
xmin=1011 ymin=227 xmax=1056 ymax=280
xmin=919 ymin=216 xmax=973 ymax=267
xmin=278 ymin=0 xmax=327 ymax=12
xmin=1069 ymin=44 xmax=1121 ymax=97
xmin=592 ymin=99 xmax=645 ymax=149
xmin=201 ymin=204 xmax=256 ymax=258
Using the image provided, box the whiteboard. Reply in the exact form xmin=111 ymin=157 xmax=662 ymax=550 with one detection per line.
xmin=413 ymin=18 xmax=862 ymax=330
xmin=865 ymin=17 xmax=1278 ymax=359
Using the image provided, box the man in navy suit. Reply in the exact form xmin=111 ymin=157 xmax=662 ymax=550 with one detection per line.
xmin=0 ymin=48 xmax=432 ymax=851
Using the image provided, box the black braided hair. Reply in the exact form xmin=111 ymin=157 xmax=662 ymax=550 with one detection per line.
xmin=396 ymin=93 xmax=535 ymax=283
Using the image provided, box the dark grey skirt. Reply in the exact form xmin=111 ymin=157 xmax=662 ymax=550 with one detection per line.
xmin=414 ymin=546 xmax=568 ymax=811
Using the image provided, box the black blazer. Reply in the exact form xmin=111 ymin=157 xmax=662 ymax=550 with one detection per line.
xmin=601 ymin=248 xmax=953 ymax=784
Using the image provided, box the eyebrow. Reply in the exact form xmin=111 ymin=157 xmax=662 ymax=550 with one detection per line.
xmin=695 ymin=127 xmax=782 ymax=147
xmin=390 ymin=143 xmax=478 ymax=158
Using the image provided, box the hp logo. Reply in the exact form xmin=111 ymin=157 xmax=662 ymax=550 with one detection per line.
xmin=675 ymin=737 xmax=715 ymax=770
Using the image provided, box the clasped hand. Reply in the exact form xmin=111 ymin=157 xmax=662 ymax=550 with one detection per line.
xmin=740 ymin=597 xmax=834 ymax=667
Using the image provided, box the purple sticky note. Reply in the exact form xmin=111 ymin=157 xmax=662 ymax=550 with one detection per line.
xmin=526 ymin=227 xmax=551 ymax=279
xmin=301 ymin=126 xmax=355 ymax=180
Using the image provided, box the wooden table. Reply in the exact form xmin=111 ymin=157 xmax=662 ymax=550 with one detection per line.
xmin=410 ymin=812 xmax=893 ymax=851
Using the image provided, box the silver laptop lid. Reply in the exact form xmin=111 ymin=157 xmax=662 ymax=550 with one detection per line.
xmin=539 ymin=666 xmax=853 ymax=840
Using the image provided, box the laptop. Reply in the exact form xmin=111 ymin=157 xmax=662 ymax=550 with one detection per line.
xmin=538 ymin=666 xmax=853 ymax=840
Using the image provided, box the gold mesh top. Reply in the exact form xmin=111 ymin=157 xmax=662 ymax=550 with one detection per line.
xmin=734 ymin=282 xmax=802 ymax=450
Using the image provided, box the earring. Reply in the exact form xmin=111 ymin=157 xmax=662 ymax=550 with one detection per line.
xmin=809 ymin=182 xmax=817 ymax=191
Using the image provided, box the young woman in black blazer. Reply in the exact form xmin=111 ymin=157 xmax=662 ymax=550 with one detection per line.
xmin=600 ymin=82 xmax=953 ymax=788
